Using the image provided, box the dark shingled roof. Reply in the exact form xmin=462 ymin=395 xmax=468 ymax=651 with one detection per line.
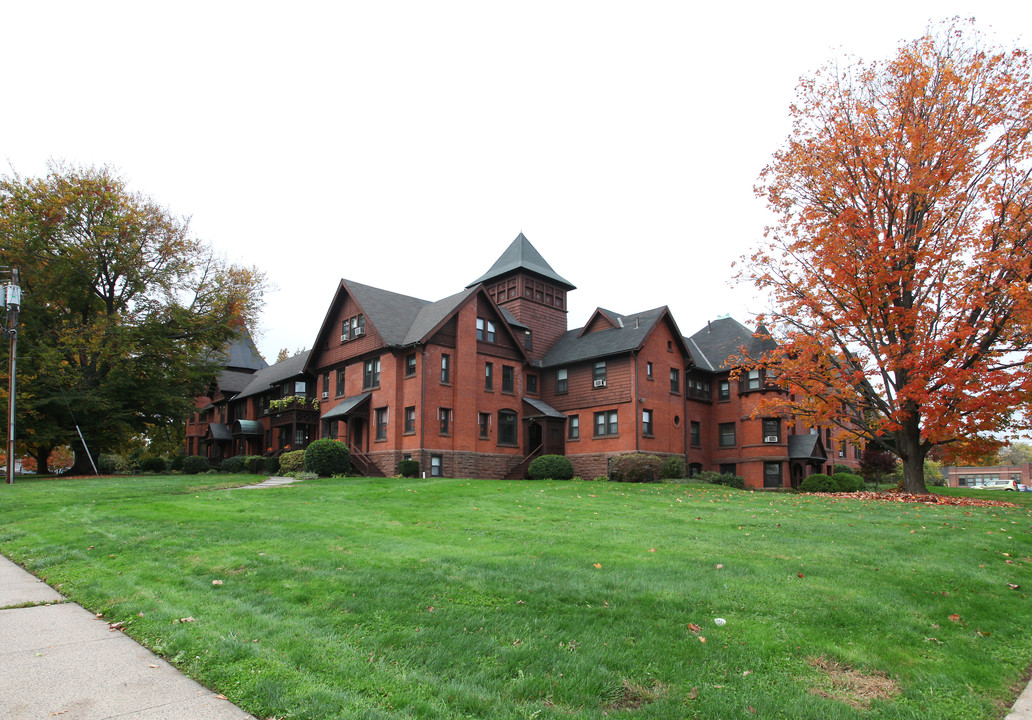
xmin=217 ymin=369 xmax=258 ymax=395
xmin=542 ymin=306 xmax=680 ymax=368
xmin=206 ymin=423 xmax=232 ymax=441
xmin=789 ymin=433 xmax=828 ymax=462
xmin=322 ymin=393 xmax=372 ymax=420
xmin=222 ymin=331 xmax=268 ymax=372
xmin=402 ymin=288 xmax=477 ymax=345
xmin=343 ymin=279 xmax=432 ymax=346
xmin=686 ymin=317 xmax=778 ymax=372
xmin=235 ymin=350 xmax=312 ymax=401
xmin=468 ymin=233 xmax=575 ymax=290
xmin=523 ymin=397 xmax=566 ymax=420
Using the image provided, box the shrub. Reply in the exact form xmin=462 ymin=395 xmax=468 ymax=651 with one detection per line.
xmin=169 ymin=455 xmax=185 ymax=472
xmin=609 ymin=454 xmax=664 ymax=483
xmin=528 ymin=454 xmax=575 ymax=480
xmin=182 ymin=455 xmax=210 ymax=475
xmin=220 ymin=456 xmax=246 ymax=474
xmin=696 ymin=470 xmax=745 ymax=489
xmin=244 ymin=455 xmax=265 ymax=474
xmin=832 ymin=472 xmax=864 ymax=492
xmin=304 ymin=439 xmax=351 ymax=476
xmin=659 ymin=457 xmax=685 ymax=480
xmin=262 ymin=456 xmax=281 ymax=475
xmin=397 ymin=459 xmax=420 ymax=478
xmin=833 ymin=464 xmax=853 ymax=475
xmin=139 ymin=456 xmax=167 ymax=473
xmin=96 ymin=454 xmax=118 ymax=475
xmin=799 ymin=473 xmax=836 ymax=492
xmin=279 ymin=450 xmax=306 ymax=475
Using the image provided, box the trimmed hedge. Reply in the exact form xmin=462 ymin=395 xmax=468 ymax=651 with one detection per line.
xmin=799 ymin=472 xmax=865 ymax=493
xmin=609 ymin=454 xmax=664 ymax=483
xmin=304 ymin=439 xmax=351 ymax=476
xmin=139 ymin=456 xmax=167 ymax=473
xmin=244 ymin=455 xmax=265 ymax=474
xmin=659 ymin=457 xmax=686 ymax=480
xmin=397 ymin=459 xmax=420 ymax=478
xmin=696 ymin=470 xmax=746 ymax=489
xmin=528 ymin=454 xmax=575 ymax=480
xmin=279 ymin=450 xmax=306 ymax=474
xmin=262 ymin=456 xmax=281 ymax=475
xmin=182 ymin=456 xmax=210 ymax=475
xmin=832 ymin=472 xmax=864 ymax=492
xmin=220 ymin=456 xmax=246 ymax=474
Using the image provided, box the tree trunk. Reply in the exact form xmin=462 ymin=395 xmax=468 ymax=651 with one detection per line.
xmin=70 ymin=448 xmax=99 ymax=476
xmin=898 ymin=410 xmax=929 ymax=494
xmin=31 ymin=445 xmax=52 ymax=475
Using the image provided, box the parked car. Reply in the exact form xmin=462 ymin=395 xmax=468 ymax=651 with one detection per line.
xmin=975 ymin=479 xmax=1018 ymax=491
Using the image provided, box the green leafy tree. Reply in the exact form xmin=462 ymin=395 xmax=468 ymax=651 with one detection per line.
xmin=0 ymin=162 xmax=266 ymax=474
xmin=998 ymin=442 xmax=1032 ymax=466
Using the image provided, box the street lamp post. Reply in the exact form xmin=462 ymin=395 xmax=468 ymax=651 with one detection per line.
xmin=4 ymin=268 xmax=20 ymax=485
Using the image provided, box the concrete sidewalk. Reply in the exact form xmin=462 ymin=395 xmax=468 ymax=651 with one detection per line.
xmin=0 ymin=555 xmax=254 ymax=720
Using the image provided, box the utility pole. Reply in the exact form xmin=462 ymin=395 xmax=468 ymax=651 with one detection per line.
xmin=3 ymin=267 xmax=20 ymax=485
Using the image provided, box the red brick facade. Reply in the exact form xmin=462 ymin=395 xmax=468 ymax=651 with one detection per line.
xmin=189 ymin=234 xmax=859 ymax=487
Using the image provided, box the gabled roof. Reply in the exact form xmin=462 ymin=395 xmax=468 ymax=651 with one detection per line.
xmin=789 ymin=433 xmax=828 ymax=462
xmin=686 ymin=317 xmax=778 ymax=372
xmin=344 ymin=279 xmax=433 ymax=345
xmin=467 ymin=233 xmax=575 ymax=290
xmin=402 ymin=287 xmax=478 ymax=344
xmin=542 ymin=306 xmax=691 ymax=368
xmin=216 ymin=369 xmax=258 ymax=395
xmin=235 ymin=350 xmax=312 ymax=401
xmin=523 ymin=397 xmax=566 ymax=420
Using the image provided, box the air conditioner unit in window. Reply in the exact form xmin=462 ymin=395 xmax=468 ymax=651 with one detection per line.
xmin=353 ymin=327 xmax=365 ymax=337
xmin=593 ymin=379 xmax=606 ymax=388
xmin=764 ymin=435 xmax=779 ymax=443
xmin=340 ymin=334 xmax=348 ymax=342
xmin=322 ymin=391 xmax=329 ymax=400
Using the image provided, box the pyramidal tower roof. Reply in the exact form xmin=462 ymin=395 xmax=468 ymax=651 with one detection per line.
xmin=468 ymin=233 xmax=575 ymax=290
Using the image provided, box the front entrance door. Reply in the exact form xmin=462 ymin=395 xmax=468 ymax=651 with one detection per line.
xmin=527 ymin=422 xmax=543 ymax=456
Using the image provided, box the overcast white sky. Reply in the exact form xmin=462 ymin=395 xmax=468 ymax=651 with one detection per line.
xmin=2 ymin=2 xmax=1029 ymax=362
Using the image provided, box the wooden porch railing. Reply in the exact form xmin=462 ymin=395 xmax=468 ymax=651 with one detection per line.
xmin=349 ymin=446 xmax=384 ymax=477
xmin=505 ymin=445 xmax=543 ymax=480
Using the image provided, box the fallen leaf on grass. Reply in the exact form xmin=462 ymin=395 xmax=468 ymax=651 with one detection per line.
xmin=212 ymin=579 xmax=223 ymax=586
xmin=688 ymin=623 xmax=702 ymax=634
xmin=593 ymin=563 xmax=602 ymax=569
xmin=176 ymin=617 xmax=195 ymax=623
xmin=1009 ymin=583 xmax=1021 ymax=590
xmin=948 ymin=614 xmax=961 ymax=623
xmin=687 ymin=687 xmax=698 ymax=699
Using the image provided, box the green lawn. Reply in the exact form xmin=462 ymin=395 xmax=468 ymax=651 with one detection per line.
xmin=1 ymin=475 xmax=1030 ymax=720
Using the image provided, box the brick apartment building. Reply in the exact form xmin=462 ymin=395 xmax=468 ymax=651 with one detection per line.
xmin=187 ymin=234 xmax=859 ymax=488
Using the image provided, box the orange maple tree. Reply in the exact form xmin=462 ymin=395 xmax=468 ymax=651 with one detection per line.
xmin=744 ymin=20 xmax=1032 ymax=493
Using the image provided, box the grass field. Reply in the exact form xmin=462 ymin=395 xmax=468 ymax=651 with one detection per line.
xmin=2 ymin=474 xmax=1031 ymax=719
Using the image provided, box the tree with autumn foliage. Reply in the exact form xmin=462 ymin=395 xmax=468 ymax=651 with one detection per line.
xmin=0 ymin=162 xmax=266 ymax=474
xmin=744 ymin=21 xmax=1032 ymax=494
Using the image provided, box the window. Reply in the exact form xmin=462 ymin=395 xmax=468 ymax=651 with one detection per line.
xmin=295 ymin=380 xmax=307 ymax=394
xmin=476 ymin=317 xmax=496 ymax=343
xmin=720 ymin=463 xmax=736 ymax=476
xmin=764 ymin=462 xmax=782 ymax=488
xmin=440 ymin=408 xmax=452 ymax=435
xmin=690 ymin=421 xmax=701 ymax=447
xmin=404 ymin=406 xmax=416 ymax=434
xmin=688 ymin=376 xmax=711 ymax=400
xmin=431 ymin=454 xmax=442 ymax=477
xmin=556 ymin=368 xmax=568 ymax=394
xmin=718 ymin=380 xmax=730 ymax=401
xmin=441 ymin=354 xmax=450 ymax=384
xmin=719 ymin=422 xmax=736 ymax=447
xmin=742 ymin=369 xmax=761 ymax=391
xmin=762 ymin=418 xmax=781 ymax=443
xmin=646 ymin=362 xmax=654 ymax=380
xmin=485 ymin=362 xmax=494 ymax=391
xmin=321 ymin=373 xmax=330 ymax=398
xmin=327 ymin=419 xmax=338 ymax=439
xmin=670 ymin=368 xmax=680 ymax=393
xmin=524 ymin=330 xmax=532 ymax=351
xmin=498 ymin=410 xmax=518 ymax=445
xmin=405 ymin=353 xmax=417 ymax=377
xmin=526 ymin=374 xmax=538 ymax=394
xmin=374 ymin=407 xmax=388 ymax=441
xmin=593 ymin=361 xmax=607 ymax=387
xmin=594 ymin=410 xmax=618 ymax=437
xmin=568 ymin=415 xmax=580 ymax=440
xmin=335 ymin=367 xmax=346 ymax=396
xmin=642 ymin=409 xmax=654 ymax=436
xmin=341 ymin=314 xmax=365 ymax=341
xmin=479 ymin=412 xmax=490 ymax=439
xmin=502 ymin=365 xmax=514 ymax=393
xmin=363 ymin=358 xmax=380 ymax=389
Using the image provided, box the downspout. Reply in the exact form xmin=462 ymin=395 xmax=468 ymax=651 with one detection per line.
xmin=633 ymin=350 xmax=640 ymax=453
xmin=419 ymin=345 xmax=426 ymax=469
